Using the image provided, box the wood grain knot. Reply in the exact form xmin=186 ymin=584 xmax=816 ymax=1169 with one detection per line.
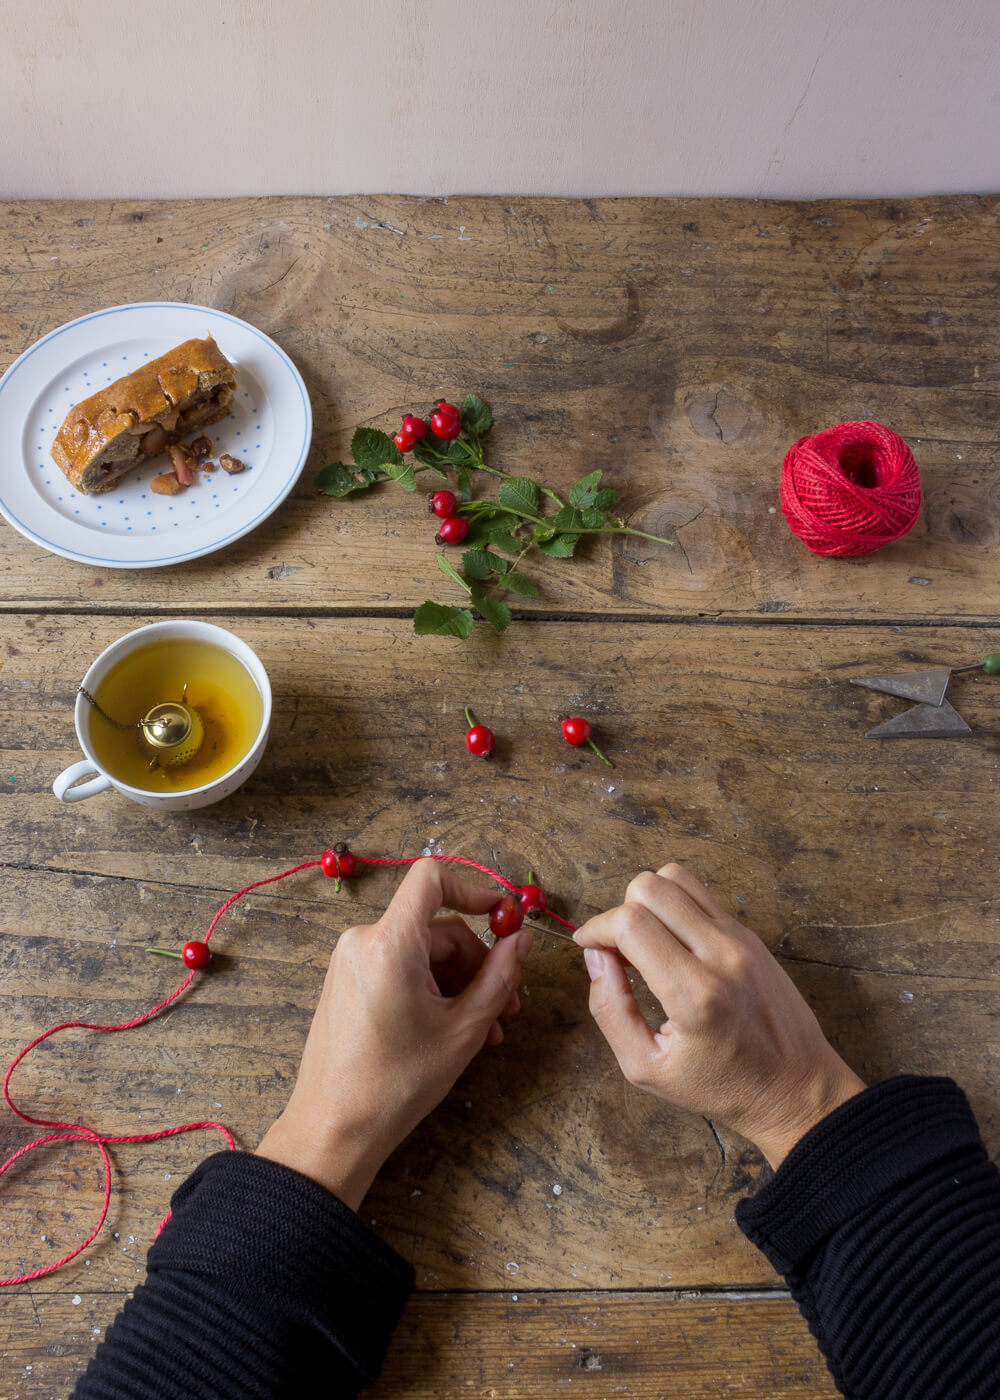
xmin=686 ymin=387 xmax=757 ymax=445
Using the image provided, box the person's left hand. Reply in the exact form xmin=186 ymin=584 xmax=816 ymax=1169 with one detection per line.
xmin=256 ymin=859 xmax=533 ymax=1210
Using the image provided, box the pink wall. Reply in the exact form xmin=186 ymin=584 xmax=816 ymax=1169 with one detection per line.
xmin=2 ymin=0 xmax=998 ymax=199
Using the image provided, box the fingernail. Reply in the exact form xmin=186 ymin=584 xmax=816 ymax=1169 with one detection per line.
xmin=583 ymin=948 xmax=606 ymax=981
xmin=515 ymin=929 xmax=534 ymax=963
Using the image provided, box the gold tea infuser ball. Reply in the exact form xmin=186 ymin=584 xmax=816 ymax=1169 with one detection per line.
xmin=136 ymin=684 xmax=206 ymax=769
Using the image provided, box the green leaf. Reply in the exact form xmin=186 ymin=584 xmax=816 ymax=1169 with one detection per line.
xmin=553 ymin=505 xmax=585 ymax=531
xmin=460 ymin=394 xmax=493 ymax=435
xmin=352 ymin=427 xmax=402 ymax=471
xmin=461 ymin=548 xmax=496 ymax=580
xmin=446 ymin=438 xmax=478 ymax=466
xmin=314 ymin=462 xmax=379 ymax=497
xmin=435 ymin=553 xmax=472 ymax=593
xmin=498 ymin=477 xmax=539 ymax=515
xmin=593 ymin=488 xmax=618 ymax=510
xmin=383 ymin=461 xmax=417 ymax=492
xmin=569 ymin=470 xmax=603 ymax=507
xmin=475 ymin=595 xmax=512 ymax=633
xmin=537 ymin=533 xmax=580 ymax=557
xmin=456 ymin=466 xmax=473 ymax=500
xmin=502 ymin=570 xmax=540 ymax=596
xmin=486 ymin=528 xmax=522 ymax=553
xmin=414 ymin=601 xmax=475 ymax=638
xmin=581 ymin=507 xmax=609 ymax=528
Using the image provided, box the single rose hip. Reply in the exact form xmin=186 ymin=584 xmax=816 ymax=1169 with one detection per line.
xmin=518 ymin=883 xmax=547 ymax=916
xmin=394 ymin=427 xmax=417 ymax=453
xmin=561 ymin=717 xmax=591 ymax=746
xmin=401 ymin=415 xmax=428 ymax=442
xmin=431 ymin=402 xmax=462 ymax=440
xmin=464 ymin=706 xmax=495 ymax=757
xmin=436 ymin=516 xmax=470 ymax=545
xmin=561 ymin=716 xmax=614 ymax=768
xmin=429 ymin=489 xmax=458 ymax=519
xmin=182 ymin=941 xmax=212 ymax=970
xmin=146 ymin=941 xmax=212 ymax=970
xmin=321 ymin=845 xmax=357 ymax=880
xmin=489 ymin=895 xmax=524 ymax=938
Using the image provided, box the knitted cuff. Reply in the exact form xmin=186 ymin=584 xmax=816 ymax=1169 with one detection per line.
xmin=148 ymin=1150 xmax=414 ymax=1383
xmin=735 ymin=1075 xmax=987 ymax=1276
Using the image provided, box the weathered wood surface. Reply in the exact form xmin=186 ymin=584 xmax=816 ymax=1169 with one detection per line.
xmin=0 ymin=1292 xmax=838 ymax=1400
xmin=3 ymin=616 xmax=998 ymax=1345
xmin=1 ymin=195 xmax=999 ymax=620
xmin=4 ymin=195 xmax=1000 ymax=1398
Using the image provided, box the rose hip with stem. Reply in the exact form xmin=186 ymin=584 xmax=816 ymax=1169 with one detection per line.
xmin=321 ymin=844 xmax=357 ymax=892
xmin=146 ymin=941 xmax=212 ymax=971
xmin=464 ymin=706 xmax=495 ymax=757
xmin=518 ymin=874 xmax=547 ymax=916
xmin=561 ymin=716 xmax=614 ymax=768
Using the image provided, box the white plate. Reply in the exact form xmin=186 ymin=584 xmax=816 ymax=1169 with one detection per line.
xmin=0 ymin=302 xmax=312 ymax=568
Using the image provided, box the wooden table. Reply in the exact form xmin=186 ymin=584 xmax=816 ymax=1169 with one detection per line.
xmin=2 ymin=194 xmax=999 ymax=1398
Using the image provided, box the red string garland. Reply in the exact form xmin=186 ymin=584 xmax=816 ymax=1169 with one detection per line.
xmin=1 ymin=851 xmax=576 ymax=1287
xmin=779 ymin=420 xmax=922 ymax=557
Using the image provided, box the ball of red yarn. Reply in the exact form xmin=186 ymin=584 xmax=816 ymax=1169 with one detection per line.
xmin=779 ymin=420 xmax=922 ymax=557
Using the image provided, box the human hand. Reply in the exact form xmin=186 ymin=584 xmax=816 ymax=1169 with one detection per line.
xmin=574 ymin=864 xmax=865 ymax=1167
xmin=256 ymin=859 xmax=533 ymax=1209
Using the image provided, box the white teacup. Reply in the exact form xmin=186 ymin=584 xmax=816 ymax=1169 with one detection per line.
xmin=53 ymin=620 xmax=272 ymax=811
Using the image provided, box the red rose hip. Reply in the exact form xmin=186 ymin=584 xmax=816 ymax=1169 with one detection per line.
xmin=518 ymin=883 xmax=547 ymax=916
xmin=464 ymin=706 xmax=495 ymax=757
xmin=489 ymin=895 xmax=525 ymax=938
xmin=436 ymin=516 xmax=470 ymax=546
xmin=401 ymin=415 xmax=428 ymax=442
xmin=561 ymin=717 xmax=592 ymax=746
xmin=321 ymin=845 xmax=357 ymax=880
xmin=560 ymin=716 xmax=614 ymax=768
xmin=431 ymin=402 xmax=462 ymax=440
xmin=429 ymin=489 xmax=458 ymax=519
xmin=182 ymin=941 xmax=212 ymax=970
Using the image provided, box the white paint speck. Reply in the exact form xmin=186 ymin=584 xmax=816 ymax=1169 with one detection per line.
xmin=552 ymin=1184 xmax=563 ymax=1196
xmin=506 ymin=1261 xmax=519 ymax=1274
xmin=900 ymin=991 xmax=914 ymax=1004
xmin=72 ymin=1294 xmax=81 ymax=1305
xmin=164 ymin=1173 xmax=171 ymax=1180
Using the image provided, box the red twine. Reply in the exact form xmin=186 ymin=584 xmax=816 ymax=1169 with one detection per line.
xmin=1 ymin=851 xmax=576 ymax=1286
xmin=779 ymin=420 xmax=922 ymax=557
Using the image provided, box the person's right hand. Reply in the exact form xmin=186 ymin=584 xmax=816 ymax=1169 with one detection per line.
xmin=573 ymin=863 xmax=865 ymax=1167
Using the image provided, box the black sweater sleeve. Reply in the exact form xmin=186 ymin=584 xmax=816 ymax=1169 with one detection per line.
xmin=71 ymin=1151 xmax=414 ymax=1399
xmin=736 ymin=1075 xmax=1000 ymax=1400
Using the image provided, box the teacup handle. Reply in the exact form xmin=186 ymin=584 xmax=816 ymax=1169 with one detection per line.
xmin=53 ymin=760 xmax=112 ymax=804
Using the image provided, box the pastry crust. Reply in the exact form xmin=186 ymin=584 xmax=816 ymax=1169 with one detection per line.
xmin=51 ymin=336 xmax=237 ymax=495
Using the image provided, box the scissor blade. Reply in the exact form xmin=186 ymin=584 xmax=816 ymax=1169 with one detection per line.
xmin=865 ymin=699 xmax=972 ymax=739
xmin=850 ymin=669 xmax=952 ymax=707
